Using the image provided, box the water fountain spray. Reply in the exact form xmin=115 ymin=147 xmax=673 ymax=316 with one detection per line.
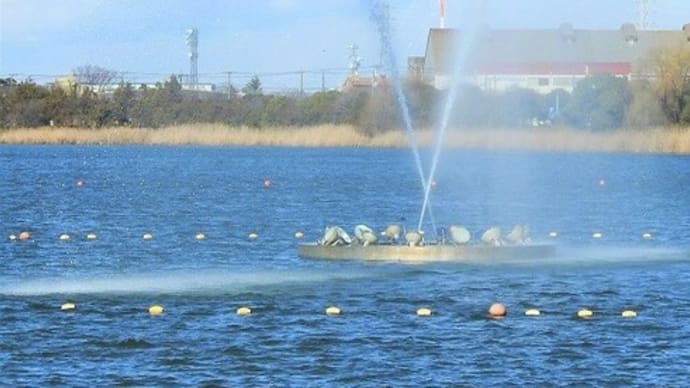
xmin=417 ymin=11 xmax=482 ymax=232
xmin=370 ymin=0 xmax=437 ymax=234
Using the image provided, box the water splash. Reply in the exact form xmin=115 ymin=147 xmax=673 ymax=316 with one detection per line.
xmin=370 ymin=0 xmax=436 ymax=233
xmin=0 ymin=268 xmax=374 ymax=296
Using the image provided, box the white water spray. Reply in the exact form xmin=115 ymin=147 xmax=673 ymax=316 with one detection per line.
xmin=417 ymin=13 xmax=482 ymax=231
xmin=0 ymin=268 xmax=373 ymax=296
xmin=371 ymin=0 xmax=437 ymax=233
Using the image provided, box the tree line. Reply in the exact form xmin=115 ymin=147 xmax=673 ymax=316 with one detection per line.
xmin=1 ymin=47 xmax=688 ymax=132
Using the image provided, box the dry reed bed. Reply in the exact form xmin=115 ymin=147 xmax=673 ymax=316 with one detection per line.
xmin=1 ymin=124 xmax=689 ymax=154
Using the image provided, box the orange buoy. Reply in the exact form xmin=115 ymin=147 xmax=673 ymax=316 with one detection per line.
xmin=488 ymin=303 xmax=507 ymax=318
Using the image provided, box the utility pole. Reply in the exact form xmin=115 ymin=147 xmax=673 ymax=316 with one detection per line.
xmin=321 ymin=70 xmax=326 ymax=93
xmin=299 ymin=70 xmax=304 ymax=96
xmin=225 ymin=71 xmax=233 ymax=99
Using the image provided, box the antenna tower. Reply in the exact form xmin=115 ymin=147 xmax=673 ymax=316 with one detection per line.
xmin=348 ymin=43 xmax=361 ymax=76
xmin=636 ymin=0 xmax=654 ymax=30
xmin=185 ymin=28 xmax=199 ymax=90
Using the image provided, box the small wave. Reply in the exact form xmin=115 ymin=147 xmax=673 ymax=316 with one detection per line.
xmin=116 ymin=338 xmax=154 ymax=349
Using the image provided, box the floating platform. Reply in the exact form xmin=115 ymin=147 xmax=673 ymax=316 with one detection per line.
xmin=298 ymin=242 xmax=556 ymax=263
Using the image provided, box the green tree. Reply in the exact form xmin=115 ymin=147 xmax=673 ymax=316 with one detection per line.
xmin=0 ymin=78 xmax=18 ymax=127
xmin=404 ymin=80 xmax=439 ymax=128
xmin=243 ymin=75 xmax=263 ymax=96
xmin=357 ymin=88 xmax=399 ymax=135
xmin=111 ymin=82 xmax=136 ymax=125
xmin=492 ymin=87 xmax=542 ymax=127
xmin=5 ymin=80 xmax=50 ymax=127
xmin=564 ymin=74 xmax=631 ymax=130
xmin=261 ymin=95 xmax=298 ymax=126
xmin=626 ymin=79 xmax=667 ymax=128
xmin=299 ymin=90 xmax=340 ymax=125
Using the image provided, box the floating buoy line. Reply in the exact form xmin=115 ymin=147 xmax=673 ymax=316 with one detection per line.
xmin=54 ymin=302 xmax=637 ymax=322
xmin=5 ymin=229 xmax=661 ymax=243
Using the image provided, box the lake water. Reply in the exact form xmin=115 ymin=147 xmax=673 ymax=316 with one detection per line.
xmin=1 ymin=145 xmax=689 ymax=386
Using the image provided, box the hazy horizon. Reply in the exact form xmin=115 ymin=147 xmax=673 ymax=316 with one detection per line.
xmin=1 ymin=0 xmax=689 ymax=90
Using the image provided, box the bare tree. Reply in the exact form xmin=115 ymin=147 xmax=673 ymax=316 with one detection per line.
xmin=651 ymin=45 xmax=690 ymax=123
xmin=72 ymin=65 xmax=117 ymax=92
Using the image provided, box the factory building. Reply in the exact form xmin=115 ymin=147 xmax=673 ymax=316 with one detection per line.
xmin=414 ymin=23 xmax=690 ymax=94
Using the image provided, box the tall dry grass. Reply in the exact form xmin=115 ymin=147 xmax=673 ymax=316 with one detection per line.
xmin=1 ymin=124 xmax=689 ymax=154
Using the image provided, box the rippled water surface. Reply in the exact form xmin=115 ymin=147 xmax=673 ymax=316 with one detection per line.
xmin=1 ymin=146 xmax=689 ymax=386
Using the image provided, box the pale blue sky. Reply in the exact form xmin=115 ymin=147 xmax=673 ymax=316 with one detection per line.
xmin=1 ymin=0 xmax=689 ymax=90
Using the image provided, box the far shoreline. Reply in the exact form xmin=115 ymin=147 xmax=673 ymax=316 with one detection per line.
xmin=1 ymin=124 xmax=689 ymax=154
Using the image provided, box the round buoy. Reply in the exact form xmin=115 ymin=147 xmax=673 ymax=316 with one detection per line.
xmin=548 ymin=231 xmax=558 ymax=238
xmin=248 ymin=232 xmax=258 ymax=240
xmin=592 ymin=232 xmax=603 ymax=239
xmin=142 ymin=233 xmax=153 ymax=241
xmin=263 ymin=179 xmax=272 ymax=188
xmin=86 ymin=233 xmax=97 ymax=240
xmin=195 ymin=232 xmax=206 ymax=240
xmin=525 ymin=308 xmax=541 ymax=316
xmin=19 ymin=231 xmax=31 ymax=241
xmin=598 ymin=178 xmax=606 ymax=186
xmin=236 ymin=306 xmax=252 ymax=316
xmin=621 ymin=310 xmax=637 ymax=318
xmin=9 ymin=234 xmax=17 ymax=241
xmin=76 ymin=179 xmax=85 ymax=188
xmin=488 ymin=303 xmax=507 ymax=318
xmin=577 ymin=308 xmax=593 ymax=319
xmin=59 ymin=233 xmax=70 ymax=241
xmin=61 ymin=302 xmax=76 ymax=311
xmin=294 ymin=231 xmax=304 ymax=239
xmin=325 ymin=306 xmax=341 ymax=316
xmin=148 ymin=305 xmax=164 ymax=315
xmin=416 ymin=307 xmax=432 ymax=317
xmin=642 ymin=232 xmax=652 ymax=240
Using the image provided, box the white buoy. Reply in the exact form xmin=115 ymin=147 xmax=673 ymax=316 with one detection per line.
xmin=525 ymin=308 xmax=541 ymax=316
xmin=142 ymin=233 xmax=154 ymax=241
xmin=294 ymin=231 xmax=304 ymax=239
xmin=548 ymin=231 xmax=558 ymax=238
xmin=236 ymin=306 xmax=252 ymax=316
xmin=325 ymin=306 xmax=341 ymax=316
xmin=195 ymin=232 xmax=206 ymax=240
xmin=248 ymin=232 xmax=258 ymax=240
xmin=577 ymin=309 xmax=593 ymax=319
xmin=621 ymin=310 xmax=637 ymax=318
xmin=86 ymin=233 xmax=97 ymax=240
xmin=148 ymin=305 xmax=164 ymax=315
xmin=642 ymin=232 xmax=652 ymax=240
xmin=61 ymin=302 xmax=76 ymax=311
xmin=9 ymin=234 xmax=17 ymax=241
xmin=416 ymin=307 xmax=432 ymax=317
xmin=592 ymin=232 xmax=603 ymax=239
xmin=59 ymin=233 xmax=70 ymax=241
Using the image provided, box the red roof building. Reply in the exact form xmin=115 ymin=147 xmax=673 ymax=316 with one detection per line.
xmin=417 ymin=23 xmax=690 ymax=93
